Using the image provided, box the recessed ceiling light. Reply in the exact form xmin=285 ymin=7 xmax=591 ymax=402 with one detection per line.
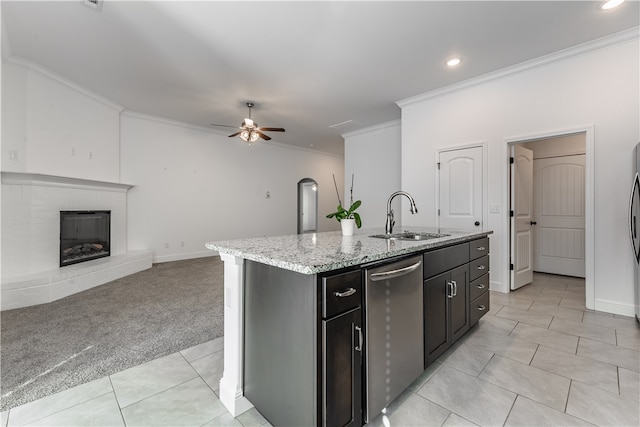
xmin=601 ymin=0 xmax=624 ymax=10
xmin=446 ymin=58 xmax=462 ymax=67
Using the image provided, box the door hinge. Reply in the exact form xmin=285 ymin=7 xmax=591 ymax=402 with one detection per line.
xmin=437 ymin=162 xmax=441 ymax=170
xmin=510 ymin=210 xmax=514 ymax=217
xmin=437 ymin=209 xmax=440 ymax=216
xmin=510 ymin=263 xmax=514 ymax=271
xmin=510 ymin=157 xmax=514 ymax=164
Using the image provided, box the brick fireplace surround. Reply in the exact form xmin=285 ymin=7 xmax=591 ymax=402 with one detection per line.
xmin=1 ymin=172 xmax=152 ymax=311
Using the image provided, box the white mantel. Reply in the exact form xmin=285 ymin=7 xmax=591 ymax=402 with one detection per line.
xmin=1 ymin=172 xmax=151 ymax=310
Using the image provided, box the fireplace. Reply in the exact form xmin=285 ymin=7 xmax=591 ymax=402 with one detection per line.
xmin=60 ymin=210 xmax=111 ymax=267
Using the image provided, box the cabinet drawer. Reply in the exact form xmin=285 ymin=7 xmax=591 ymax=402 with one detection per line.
xmin=323 ymin=270 xmax=362 ymax=318
xmin=469 ymin=238 xmax=489 ymax=261
xmin=469 ymin=255 xmax=489 ymax=282
xmin=470 ymin=291 xmax=490 ymax=325
xmin=469 ymin=273 xmax=490 ymax=301
xmin=423 ymin=243 xmax=469 ymax=279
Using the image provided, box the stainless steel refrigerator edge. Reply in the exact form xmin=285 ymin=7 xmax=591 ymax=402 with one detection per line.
xmin=631 ymin=143 xmax=640 ymax=322
xmin=364 ymin=255 xmax=424 ymax=422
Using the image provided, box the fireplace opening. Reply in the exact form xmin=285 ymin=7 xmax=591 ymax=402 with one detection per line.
xmin=60 ymin=210 xmax=111 ymax=267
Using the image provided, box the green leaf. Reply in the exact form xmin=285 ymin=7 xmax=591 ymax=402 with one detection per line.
xmin=349 ymin=200 xmax=361 ymax=212
xmin=353 ymin=212 xmax=362 ymax=228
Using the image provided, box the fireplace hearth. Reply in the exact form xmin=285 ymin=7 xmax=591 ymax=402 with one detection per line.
xmin=60 ymin=210 xmax=111 ymax=267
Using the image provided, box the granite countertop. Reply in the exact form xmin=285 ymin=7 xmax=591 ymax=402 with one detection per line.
xmin=206 ymin=227 xmax=492 ymax=274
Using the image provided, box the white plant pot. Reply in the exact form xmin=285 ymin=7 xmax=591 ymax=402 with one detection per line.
xmin=341 ymin=218 xmax=356 ymax=236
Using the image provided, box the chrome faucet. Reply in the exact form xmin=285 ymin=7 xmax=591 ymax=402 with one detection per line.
xmin=385 ymin=191 xmax=419 ymax=234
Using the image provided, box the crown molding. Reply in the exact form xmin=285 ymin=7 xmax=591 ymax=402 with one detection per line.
xmin=121 ymin=110 xmax=344 ymax=159
xmin=342 ymin=119 xmax=401 ymax=139
xmin=397 ymin=26 xmax=639 ymax=108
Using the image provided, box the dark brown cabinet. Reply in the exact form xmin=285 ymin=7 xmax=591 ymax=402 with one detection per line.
xmin=469 ymin=237 xmax=490 ymax=325
xmin=424 ymin=261 xmax=469 ymax=366
xmin=321 ymin=270 xmax=363 ymax=427
xmin=423 ymin=237 xmax=490 ymax=367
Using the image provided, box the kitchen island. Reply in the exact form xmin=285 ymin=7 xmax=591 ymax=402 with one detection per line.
xmin=206 ymin=226 xmax=492 ymax=426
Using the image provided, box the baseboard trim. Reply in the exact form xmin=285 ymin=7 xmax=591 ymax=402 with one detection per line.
xmin=153 ymin=251 xmax=217 ymax=264
xmin=594 ymin=298 xmax=637 ymax=318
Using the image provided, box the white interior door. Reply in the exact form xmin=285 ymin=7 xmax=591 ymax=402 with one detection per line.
xmin=438 ymin=146 xmax=483 ymax=229
xmin=533 ymin=155 xmax=585 ymax=277
xmin=511 ymin=145 xmax=534 ymax=290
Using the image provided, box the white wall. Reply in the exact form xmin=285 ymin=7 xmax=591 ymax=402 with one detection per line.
xmin=120 ymin=112 xmax=344 ymax=263
xmin=397 ymin=34 xmax=639 ymax=316
xmin=343 ymin=121 xmax=401 ymax=231
xmin=1 ymin=60 xmax=122 ymax=181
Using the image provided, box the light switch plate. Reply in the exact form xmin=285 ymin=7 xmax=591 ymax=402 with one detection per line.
xmin=490 ymin=204 xmax=501 ymax=213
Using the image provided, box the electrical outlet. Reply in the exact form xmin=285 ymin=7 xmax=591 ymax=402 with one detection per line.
xmin=9 ymin=150 xmax=19 ymax=161
xmin=181 ymin=241 xmax=185 ymax=247
xmin=164 ymin=242 xmax=169 ymax=249
xmin=88 ymin=152 xmax=93 ymax=160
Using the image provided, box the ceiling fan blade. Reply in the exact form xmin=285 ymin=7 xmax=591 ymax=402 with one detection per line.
xmin=258 ymin=127 xmax=285 ymax=132
xmin=256 ymin=131 xmax=271 ymax=141
xmin=228 ymin=132 xmax=242 ymax=138
xmin=210 ymin=123 xmax=241 ymax=129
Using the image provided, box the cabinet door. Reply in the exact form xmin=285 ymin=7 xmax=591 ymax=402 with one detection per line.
xmin=424 ymin=271 xmax=449 ymax=366
xmin=323 ymin=307 xmax=362 ymax=427
xmin=449 ymin=265 xmax=470 ymax=342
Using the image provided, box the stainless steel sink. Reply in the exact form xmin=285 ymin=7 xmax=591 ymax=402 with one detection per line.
xmin=369 ymin=231 xmax=450 ymax=241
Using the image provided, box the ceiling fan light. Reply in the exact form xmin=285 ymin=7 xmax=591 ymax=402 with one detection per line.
xmin=249 ymin=131 xmax=259 ymax=142
xmin=240 ymin=130 xmax=250 ymax=141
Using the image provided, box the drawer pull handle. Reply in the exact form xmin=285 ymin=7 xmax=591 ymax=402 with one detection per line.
xmin=334 ymin=288 xmax=356 ymax=298
xmin=447 ymin=280 xmax=458 ymax=298
xmin=476 ymin=265 xmax=486 ymax=270
xmin=476 ymin=283 xmax=486 ymax=289
xmin=476 ymin=246 xmax=486 ymax=251
xmin=477 ymin=305 xmax=487 ymax=311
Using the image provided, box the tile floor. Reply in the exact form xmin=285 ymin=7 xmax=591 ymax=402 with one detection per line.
xmin=2 ymin=273 xmax=639 ymax=426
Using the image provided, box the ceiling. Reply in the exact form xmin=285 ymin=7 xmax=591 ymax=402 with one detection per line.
xmin=2 ymin=1 xmax=638 ymax=156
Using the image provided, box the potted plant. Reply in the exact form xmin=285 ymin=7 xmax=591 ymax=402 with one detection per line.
xmin=326 ymin=174 xmax=362 ymax=236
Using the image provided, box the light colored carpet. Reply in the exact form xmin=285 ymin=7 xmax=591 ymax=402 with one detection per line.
xmin=0 ymin=256 xmax=224 ymax=411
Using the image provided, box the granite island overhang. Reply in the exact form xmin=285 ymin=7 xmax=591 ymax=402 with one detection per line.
xmin=205 ymin=226 xmax=493 ymax=420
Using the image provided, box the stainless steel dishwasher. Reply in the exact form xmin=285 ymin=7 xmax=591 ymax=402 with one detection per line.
xmin=364 ymin=255 xmax=424 ymax=422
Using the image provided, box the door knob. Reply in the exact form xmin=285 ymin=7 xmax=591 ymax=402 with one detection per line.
xmin=474 ymin=221 xmax=480 ymax=226
xmin=530 ymin=221 xmax=537 ymax=225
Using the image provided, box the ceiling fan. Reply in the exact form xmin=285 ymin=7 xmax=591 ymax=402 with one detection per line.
xmin=210 ymin=102 xmax=285 ymax=143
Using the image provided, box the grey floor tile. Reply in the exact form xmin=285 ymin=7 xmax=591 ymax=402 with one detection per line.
xmin=496 ymin=305 xmax=554 ymax=328
xmin=189 ymin=348 xmax=224 ymax=393
xmin=527 ymin=301 xmax=584 ymax=322
xmin=110 ymin=352 xmax=198 ymax=408
xmin=406 ymin=361 xmax=442 ymax=393
xmin=509 ymin=322 xmax=579 ymax=354
xmin=505 ymin=395 xmax=594 ymax=426
xmin=513 ymin=292 xmax=562 ymax=306
xmin=577 ymin=337 xmax=640 ymax=372
xmin=22 ymin=393 xmax=124 ymax=427
xmin=489 ymin=292 xmax=533 ymax=310
xmin=181 ymin=337 xmax=224 ymax=362
xmin=549 ymin=317 xmax=616 ymax=345
xmin=121 ymin=377 xmax=226 ymax=426
xmin=479 ymin=355 xmax=571 ymax=411
xmin=441 ymin=413 xmax=478 ymax=426
xmin=464 ymin=329 xmax=539 ymax=364
xmin=440 ymin=343 xmax=494 ymax=377
xmin=202 ymin=411 xmax=243 ymax=427
xmin=236 ymin=407 xmax=269 ymax=427
xmin=558 ymin=295 xmax=587 ymax=310
xmin=616 ymin=327 xmax=640 ymax=351
xmin=417 ymin=365 xmax=516 ymax=426
xmin=583 ymin=311 xmax=638 ymax=331
xmin=367 ymin=390 xmax=450 ymax=427
xmin=473 ymin=313 xmax=518 ymax=335
xmin=619 ymin=367 xmax=640 ymax=402
xmin=6 ymin=377 xmax=113 ymax=427
xmin=531 ymin=345 xmax=619 ymax=394
xmin=566 ymin=381 xmax=640 ymax=427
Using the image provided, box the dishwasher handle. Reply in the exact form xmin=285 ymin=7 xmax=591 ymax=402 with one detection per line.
xmin=369 ymin=261 xmax=422 ymax=281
